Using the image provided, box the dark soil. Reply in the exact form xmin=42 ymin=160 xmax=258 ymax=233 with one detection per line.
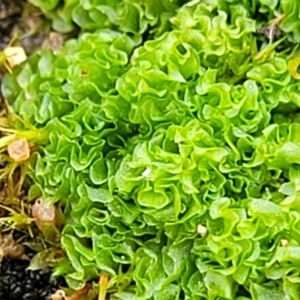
xmin=0 ymin=0 xmax=23 ymax=50
xmin=0 ymin=230 xmax=65 ymax=300
xmin=0 ymin=257 xmax=62 ymax=300
xmin=0 ymin=240 xmax=63 ymax=300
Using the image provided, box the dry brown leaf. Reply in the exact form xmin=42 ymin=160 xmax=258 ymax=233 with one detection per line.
xmin=3 ymin=46 xmax=27 ymax=68
xmin=7 ymin=138 xmax=30 ymax=162
xmin=66 ymin=284 xmax=91 ymax=300
xmin=259 ymin=14 xmax=285 ymax=43
xmin=0 ymin=233 xmax=28 ymax=261
xmin=50 ymin=290 xmax=66 ymax=300
xmin=0 ymin=5 xmax=21 ymax=20
xmin=42 ymin=32 xmax=65 ymax=52
xmin=31 ymin=198 xmax=56 ymax=230
xmin=50 ymin=284 xmax=91 ymax=300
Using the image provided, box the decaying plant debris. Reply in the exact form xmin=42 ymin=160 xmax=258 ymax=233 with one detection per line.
xmin=0 ymin=233 xmax=27 ymax=261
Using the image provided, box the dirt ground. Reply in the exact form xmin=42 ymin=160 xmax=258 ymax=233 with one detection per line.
xmin=0 ymin=0 xmax=24 ymax=49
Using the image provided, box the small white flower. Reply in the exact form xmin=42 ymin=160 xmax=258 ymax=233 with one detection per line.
xmin=197 ymin=225 xmax=207 ymax=237
xmin=142 ymin=167 xmax=151 ymax=177
xmin=280 ymin=239 xmax=289 ymax=247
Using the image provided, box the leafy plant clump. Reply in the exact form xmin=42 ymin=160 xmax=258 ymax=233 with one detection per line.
xmin=27 ymin=0 xmax=189 ymax=37
xmin=3 ymin=0 xmax=300 ymax=299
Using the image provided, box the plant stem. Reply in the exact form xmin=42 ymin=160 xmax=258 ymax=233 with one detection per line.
xmin=0 ymin=129 xmax=48 ymax=151
xmin=98 ymin=274 xmax=109 ymax=300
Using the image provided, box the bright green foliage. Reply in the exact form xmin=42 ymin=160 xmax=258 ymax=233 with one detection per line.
xmin=27 ymin=0 xmax=189 ymax=36
xmin=4 ymin=0 xmax=300 ymax=299
xmin=27 ymin=0 xmax=300 ymax=43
